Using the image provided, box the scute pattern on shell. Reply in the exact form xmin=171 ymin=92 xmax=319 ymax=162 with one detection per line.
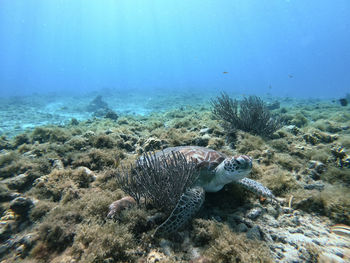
xmin=156 ymin=146 xmax=226 ymax=171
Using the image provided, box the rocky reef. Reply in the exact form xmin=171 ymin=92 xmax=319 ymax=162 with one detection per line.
xmin=0 ymin=96 xmax=350 ymax=262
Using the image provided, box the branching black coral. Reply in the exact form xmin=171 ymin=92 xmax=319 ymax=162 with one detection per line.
xmin=115 ymin=151 xmax=198 ymax=213
xmin=211 ymin=93 xmax=282 ymax=138
xmin=239 ymin=96 xmax=283 ymax=136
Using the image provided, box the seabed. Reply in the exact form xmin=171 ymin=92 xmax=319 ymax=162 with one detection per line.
xmin=0 ymin=90 xmax=349 ymax=263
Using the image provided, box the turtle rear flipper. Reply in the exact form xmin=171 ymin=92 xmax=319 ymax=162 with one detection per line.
xmin=154 ymin=186 xmax=205 ymax=237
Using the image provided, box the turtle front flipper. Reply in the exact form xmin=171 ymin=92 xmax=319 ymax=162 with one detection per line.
xmin=154 ymin=186 xmax=205 ymax=237
xmin=236 ymin=178 xmax=277 ymax=201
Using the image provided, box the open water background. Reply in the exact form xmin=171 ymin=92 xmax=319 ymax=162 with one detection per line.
xmin=0 ymin=0 xmax=349 ymax=99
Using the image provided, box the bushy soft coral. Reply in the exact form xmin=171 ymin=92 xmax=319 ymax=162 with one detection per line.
xmin=114 ymin=151 xmax=198 ymax=213
xmin=211 ymin=93 xmax=282 ymax=138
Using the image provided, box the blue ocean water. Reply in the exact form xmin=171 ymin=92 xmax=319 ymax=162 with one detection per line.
xmin=0 ymin=0 xmax=349 ymax=98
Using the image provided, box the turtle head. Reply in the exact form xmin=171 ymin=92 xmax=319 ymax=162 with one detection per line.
xmin=202 ymin=155 xmax=252 ymax=192
xmin=215 ymin=155 xmax=252 ymax=183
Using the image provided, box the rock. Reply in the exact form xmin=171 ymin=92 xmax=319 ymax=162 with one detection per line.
xmin=267 ymin=101 xmax=280 ymax=110
xmin=303 ymin=133 xmax=318 ymax=145
xmin=276 ymin=251 xmax=285 ymax=259
xmin=308 ymin=160 xmax=326 ymax=173
xmin=289 ymin=228 xmax=304 ymax=234
xmin=309 ymin=170 xmax=321 ymax=180
xmin=304 ymin=130 xmax=338 ymax=145
xmin=304 ymin=231 xmax=315 ymax=238
xmin=211 ymin=215 xmax=222 ymax=222
xmin=70 ymin=118 xmax=79 ymax=125
xmin=0 ymin=138 xmax=11 ymax=150
xmin=101 ymin=257 xmax=114 ymax=263
xmin=236 ymin=223 xmax=248 ymax=233
xmin=266 ymin=205 xmax=280 ymax=218
xmin=86 ymin=95 xmax=109 ymax=112
xmin=319 ymin=252 xmax=346 ymax=263
xmin=282 ymin=207 xmax=293 ymax=214
xmin=9 ymin=197 xmax=33 ymax=217
xmin=246 ymin=207 xmax=262 ymax=220
xmin=285 ymin=125 xmax=300 ymax=135
xmin=308 ymin=160 xmax=326 ymax=180
xmin=193 ymin=135 xmax=210 ymax=147
xmin=2 ymin=174 xmax=30 ymax=191
xmin=144 ymin=137 xmax=162 ymax=151
xmin=303 ymin=182 xmax=325 ymax=190
xmin=230 ymin=213 xmax=244 ymax=224
xmin=0 ymin=242 xmax=12 ymax=258
xmin=0 ymin=231 xmax=38 ymax=259
xmin=0 ymin=210 xmax=16 ymax=242
xmin=246 ymin=225 xmax=262 ymax=240
xmin=260 ymin=149 xmax=275 ymax=164
xmin=288 ymin=241 xmax=298 ymax=249
xmin=93 ymin=108 xmax=111 ymax=118
xmin=105 ymin=110 xmax=118 ymax=120
xmin=291 ymin=216 xmax=301 ymax=226
xmin=20 ymin=233 xmax=37 ymax=249
xmin=190 ymin=256 xmax=211 ymax=263
xmin=264 ymin=215 xmax=280 ymax=227
xmin=15 ymin=244 xmax=25 ymax=255
xmin=0 ymin=224 xmax=11 ymax=243
xmin=199 ymin=128 xmax=212 ymax=135
xmin=333 ymin=249 xmax=345 ymax=259
xmin=262 ymin=232 xmax=274 ymax=243
xmin=79 ymin=166 xmax=96 ymax=181
xmin=123 ymin=141 xmax=135 ymax=152
xmin=0 ymin=190 xmax=20 ymax=203
xmin=271 ymin=244 xmax=285 ymax=251
xmin=83 ymin=130 xmax=95 ymax=138
xmin=312 ymin=239 xmax=321 ymax=245
xmin=105 ymin=129 xmax=113 ymax=135
xmin=146 ymin=250 xmax=167 ymax=263
xmin=52 ymin=159 xmax=64 ymax=170
xmin=159 ymin=239 xmax=173 ymax=257
xmin=274 ymin=234 xmax=288 ymax=244
xmin=331 ymin=145 xmax=350 ymax=168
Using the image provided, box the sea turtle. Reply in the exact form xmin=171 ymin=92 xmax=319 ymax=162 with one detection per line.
xmin=149 ymin=146 xmax=276 ymax=236
xmin=109 ymin=146 xmax=276 ymax=236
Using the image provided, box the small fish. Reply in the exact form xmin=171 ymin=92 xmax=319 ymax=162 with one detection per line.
xmin=288 ymin=74 xmax=293 ymax=78
xmin=268 ymin=85 xmax=272 ymax=89
xmin=330 ymin=224 xmax=350 ymax=238
xmin=339 ymin=98 xmax=348 ymax=106
xmin=223 ymin=72 xmax=228 ymax=74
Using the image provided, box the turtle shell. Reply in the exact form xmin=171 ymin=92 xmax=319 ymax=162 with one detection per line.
xmin=155 ymin=146 xmax=226 ymax=171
